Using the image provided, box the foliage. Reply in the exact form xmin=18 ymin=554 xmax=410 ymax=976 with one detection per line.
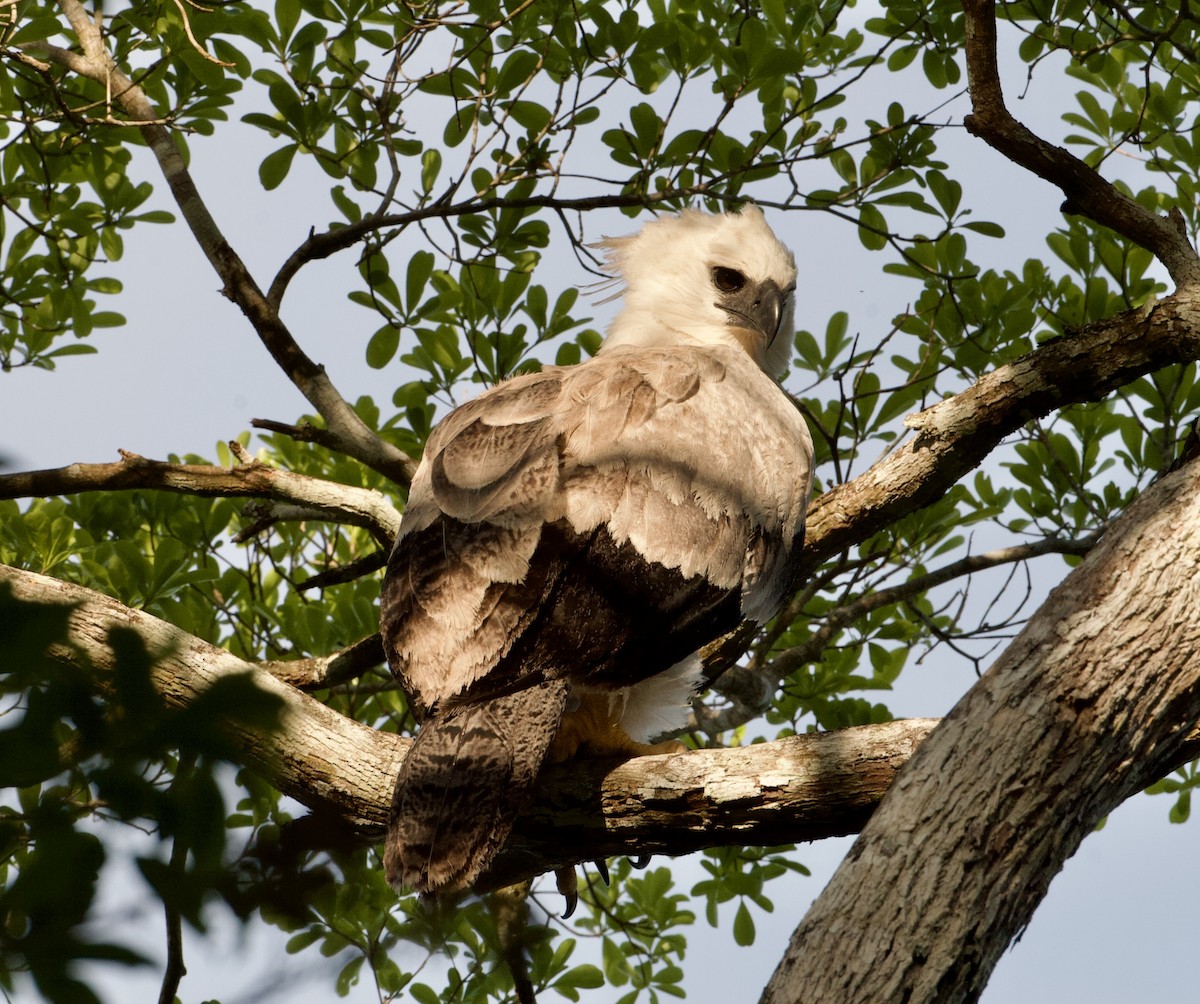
xmin=3 ymin=0 xmax=1200 ymax=1001
xmin=0 ymin=586 xmax=284 ymax=1002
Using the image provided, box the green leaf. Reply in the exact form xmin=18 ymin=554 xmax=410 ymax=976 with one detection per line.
xmin=420 ymin=149 xmax=442 ymax=195
xmin=406 ymin=251 xmax=435 ymax=310
xmin=409 ymin=985 xmax=441 ymax=1004
xmin=760 ymin=0 xmax=787 ymax=34
xmin=733 ymin=901 xmax=756 ymax=946
xmin=963 ymin=220 xmax=1006 ymax=238
xmin=336 ymin=955 xmax=363 ymax=995
xmin=555 ymin=964 xmax=604 ymax=990
xmin=276 ymin=0 xmax=301 ymax=44
xmin=366 ymin=324 xmax=400 ymax=369
xmin=857 ymin=203 xmax=888 ymax=250
xmin=509 ymin=100 xmax=552 ymax=132
xmin=259 ymin=144 xmax=298 ymax=190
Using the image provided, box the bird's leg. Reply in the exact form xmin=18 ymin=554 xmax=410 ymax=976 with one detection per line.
xmin=548 ymin=690 xmax=686 ymax=763
xmin=547 ymin=694 xmax=685 ymax=913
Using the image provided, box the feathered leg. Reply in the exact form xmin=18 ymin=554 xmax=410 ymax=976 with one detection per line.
xmin=385 ymin=678 xmax=571 ymax=895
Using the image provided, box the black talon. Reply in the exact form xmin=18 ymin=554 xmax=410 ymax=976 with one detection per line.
xmin=555 ymin=866 xmax=578 ymax=919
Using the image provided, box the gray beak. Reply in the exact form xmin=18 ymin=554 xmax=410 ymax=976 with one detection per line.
xmin=718 ymin=279 xmax=787 ymax=344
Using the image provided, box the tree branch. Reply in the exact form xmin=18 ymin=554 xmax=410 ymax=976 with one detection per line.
xmin=0 ymin=561 xmax=403 ymax=831
xmin=266 ymin=188 xmax=722 ymax=309
xmin=6 ymin=559 xmax=1200 ymax=896
xmin=259 ymin=633 xmax=386 ymax=690
xmin=0 ymin=449 xmax=401 ymax=548
xmin=27 ymin=1 xmax=417 ymax=486
xmin=775 ymin=531 xmax=1098 ymax=677
xmin=5 ymin=290 xmax=1197 ymax=699
xmin=0 ymin=561 xmax=935 ymax=880
xmin=157 ymin=773 xmax=191 ymax=1004
xmin=699 ymin=533 xmax=1100 ymax=736
xmin=803 ymin=290 xmax=1200 ymax=571
xmin=7 ymin=291 xmax=1197 ymax=576
xmin=960 ymin=0 xmax=1200 ymax=288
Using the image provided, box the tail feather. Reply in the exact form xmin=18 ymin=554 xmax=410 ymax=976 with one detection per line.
xmin=385 ymin=679 xmax=571 ymax=895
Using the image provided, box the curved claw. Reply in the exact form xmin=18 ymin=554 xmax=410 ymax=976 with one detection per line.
xmin=555 ymin=865 xmax=578 ymax=919
xmin=592 ymin=859 xmax=611 ymax=886
xmin=630 ymin=855 xmax=651 ymax=869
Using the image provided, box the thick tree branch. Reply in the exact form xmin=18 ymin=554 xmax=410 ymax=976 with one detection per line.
xmin=763 ymin=456 xmax=1200 ymax=1003
xmin=26 ymin=1 xmax=417 ymax=486
xmin=5 ymin=293 xmax=1196 ymax=699
xmin=0 ymin=561 xmax=403 ymax=831
xmin=482 ymin=716 xmax=938 ymax=892
xmin=0 ymin=449 xmax=401 ymax=547
xmin=7 ymin=293 xmax=1197 ymax=576
xmin=803 ymin=290 xmax=1200 ymax=570
xmin=0 ymin=561 xmax=936 ymax=881
xmin=960 ymin=0 xmax=1200 ymax=288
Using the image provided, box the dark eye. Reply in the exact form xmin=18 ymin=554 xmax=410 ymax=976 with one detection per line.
xmin=712 ymin=266 xmax=746 ymax=293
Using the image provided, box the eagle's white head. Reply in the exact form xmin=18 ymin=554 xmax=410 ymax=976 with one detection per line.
xmin=597 ymin=205 xmax=798 ymax=377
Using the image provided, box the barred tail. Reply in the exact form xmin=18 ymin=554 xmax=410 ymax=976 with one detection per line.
xmin=384 ymin=679 xmax=571 ymax=895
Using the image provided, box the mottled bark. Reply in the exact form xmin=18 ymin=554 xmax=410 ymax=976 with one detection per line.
xmin=762 ymin=456 xmax=1200 ymax=1004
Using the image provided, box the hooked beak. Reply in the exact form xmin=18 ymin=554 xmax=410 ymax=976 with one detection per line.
xmin=716 ymin=278 xmax=789 ymax=347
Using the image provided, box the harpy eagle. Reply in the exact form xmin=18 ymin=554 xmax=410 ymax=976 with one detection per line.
xmin=380 ymin=206 xmax=814 ymax=895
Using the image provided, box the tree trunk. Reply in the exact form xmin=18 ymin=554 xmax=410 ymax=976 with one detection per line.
xmin=762 ymin=456 xmax=1200 ymax=1003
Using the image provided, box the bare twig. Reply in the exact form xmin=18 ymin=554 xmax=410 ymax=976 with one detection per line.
xmin=157 ymin=760 xmax=192 ymax=1004
xmin=249 ymin=418 xmax=384 ymax=461
xmin=961 ymin=0 xmax=1200 ymax=288
xmin=293 ymin=552 xmax=388 ymax=592
xmin=696 ymin=534 xmax=1100 ymax=736
xmin=773 ymin=533 xmax=1100 ymax=678
xmin=259 ymin=633 xmax=386 ymax=690
xmin=169 ymin=0 xmax=235 ymax=68
xmin=266 ymin=188 xmax=720 ymax=308
xmin=0 ymin=449 xmax=401 ymax=546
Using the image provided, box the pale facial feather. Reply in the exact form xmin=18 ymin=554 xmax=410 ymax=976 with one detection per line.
xmin=596 ymin=205 xmax=798 ymax=376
